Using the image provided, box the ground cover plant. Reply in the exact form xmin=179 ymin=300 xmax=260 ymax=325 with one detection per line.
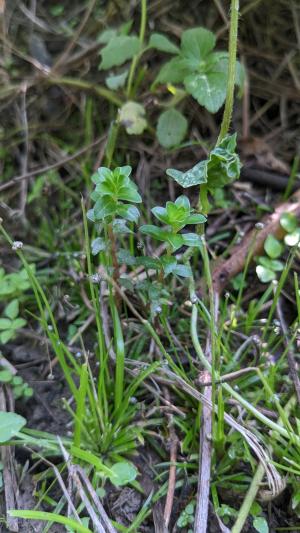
xmin=0 ymin=0 xmax=300 ymax=532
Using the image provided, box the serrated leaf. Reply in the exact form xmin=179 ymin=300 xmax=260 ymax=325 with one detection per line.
xmin=99 ymin=35 xmax=140 ymax=70
xmin=280 ymin=213 xmax=298 ymax=233
xmin=98 ymin=28 xmax=117 ymax=44
xmin=156 ymin=109 xmax=188 ymax=148
xmin=181 ymin=27 xmax=216 ymax=64
xmin=105 ymin=70 xmax=128 ymax=90
xmin=5 ymin=299 xmax=19 ymax=320
xmin=109 ymin=462 xmax=137 ymax=486
xmin=184 ymin=70 xmax=227 ymax=113
xmin=91 ymin=237 xmax=106 ymax=255
xmin=119 ymin=101 xmax=147 ymax=135
xmin=264 ymin=235 xmax=283 ymax=259
xmin=166 ymin=160 xmax=207 ymax=188
xmin=256 ymin=265 xmax=276 ymax=283
xmin=0 ymin=412 xmax=26 ymax=443
xmin=181 ymin=233 xmax=202 ymax=248
xmin=206 ymin=139 xmax=241 ymax=188
xmin=148 ymin=33 xmax=179 ymax=54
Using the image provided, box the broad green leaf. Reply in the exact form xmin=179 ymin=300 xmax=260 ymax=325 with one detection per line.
xmin=148 ymin=33 xmax=179 ymax=54
xmin=99 ymin=35 xmax=140 ymax=70
xmin=156 ymin=109 xmax=188 ymax=148
xmin=181 ymin=27 xmax=216 ymax=64
xmin=116 ymin=204 xmax=140 ymax=222
xmin=86 ymin=209 xmax=95 ymax=222
xmin=284 ymin=230 xmax=300 ymax=247
xmin=184 ymin=71 xmax=227 ymax=113
xmin=117 ymin=186 xmax=142 ymax=203
xmin=280 ymin=213 xmax=298 ymax=233
xmin=105 ymin=70 xmax=128 ymax=90
xmin=181 ymin=233 xmax=202 ymax=248
xmin=0 ymin=318 xmax=12 ymax=330
xmin=5 ymin=299 xmax=19 ymax=320
xmin=253 ymin=516 xmax=269 ymax=533
xmin=109 ymin=462 xmax=137 ymax=486
xmin=113 ymin=219 xmax=132 ymax=234
xmin=166 ymin=160 xmax=207 ymax=188
xmin=0 ymin=330 xmax=15 ymax=344
xmin=256 ymin=265 xmax=276 ymax=283
xmin=119 ymin=101 xmax=147 ymax=135
xmin=164 ymin=233 xmax=185 ymax=250
xmin=175 ymin=196 xmax=190 ymax=209
xmin=0 ymin=411 xmax=26 ymax=442
xmin=91 ymin=237 xmax=106 ymax=255
xmin=257 ymin=256 xmax=284 ymax=271
xmin=154 ymin=57 xmax=191 ymax=85
xmin=264 ymin=235 xmax=283 ymax=259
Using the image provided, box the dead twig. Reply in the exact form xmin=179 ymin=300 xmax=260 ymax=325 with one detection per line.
xmin=163 ymin=388 xmax=178 ymax=529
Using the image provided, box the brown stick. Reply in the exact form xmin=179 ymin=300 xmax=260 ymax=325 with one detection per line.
xmin=212 ymin=188 xmax=300 ymax=294
xmin=163 ymin=389 xmax=178 ymax=529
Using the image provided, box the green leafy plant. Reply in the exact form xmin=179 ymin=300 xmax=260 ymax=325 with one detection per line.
xmin=0 ymin=299 xmax=26 ymax=344
xmin=0 ymin=266 xmax=33 ymax=299
xmin=154 ymin=26 xmax=244 ymax=113
xmin=0 ymin=367 xmax=33 ymax=399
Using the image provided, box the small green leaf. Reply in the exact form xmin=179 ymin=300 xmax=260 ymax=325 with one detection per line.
xmin=253 ymin=516 xmax=269 ymax=533
xmin=257 ymin=256 xmax=284 ymax=271
xmin=136 ymin=256 xmax=160 ymax=269
xmin=256 ymin=265 xmax=276 ymax=283
xmin=264 ymin=235 xmax=283 ymax=259
xmin=280 ymin=213 xmax=298 ymax=233
xmin=116 ymin=204 xmax=140 ymax=222
xmin=156 ymin=109 xmax=188 ymax=148
xmin=97 ymin=28 xmax=117 ymax=44
xmin=151 ymin=206 xmax=169 ymax=225
xmin=113 ymin=219 xmax=132 ymax=234
xmin=91 ymin=237 xmax=106 ymax=255
xmin=0 ymin=370 xmax=13 ymax=383
xmin=105 ymin=70 xmax=128 ymax=90
xmin=148 ymin=33 xmax=179 ymax=54
xmin=117 ymin=249 xmax=136 ymax=266
xmin=166 ymin=160 xmax=207 ymax=188
xmin=0 ymin=330 xmax=15 ymax=344
xmin=186 ymin=213 xmax=206 ymax=224
xmin=94 ymin=196 xmax=116 ymax=220
xmin=173 ymin=264 xmax=192 ymax=277
xmin=181 ymin=27 xmax=216 ymax=63
xmin=99 ymin=35 xmax=140 ymax=70
xmin=0 ymin=319 xmax=12 ymax=330
xmin=184 ymin=70 xmax=227 ymax=113
xmin=140 ymin=225 xmax=169 ymax=242
xmin=5 ymin=299 xmax=19 ymax=320
xmin=206 ymin=134 xmax=241 ymax=188
xmin=109 ymin=462 xmax=137 ymax=486
xmin=0 ymin=412 xmax=26 ymax=442
xmin=284 ymin=229 xmax=300 ymax=247
xmin=154 ymin=57 xmax=191 ymax=85
xmin=160 ymin=256 xmax=177 ymax=276
xmin=119 ymin=101 xmax=147 ymax=135
xmin=181 ymin=233 xmax=202 ymax=248
xmin=11 ymin=318 xmax=26 ymax=330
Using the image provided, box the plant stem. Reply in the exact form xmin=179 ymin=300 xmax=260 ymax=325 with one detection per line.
xmin=217 ymin=0 xmax=239 ymax=143
xmin=126 ymin=0 xmax=147 ymax=97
